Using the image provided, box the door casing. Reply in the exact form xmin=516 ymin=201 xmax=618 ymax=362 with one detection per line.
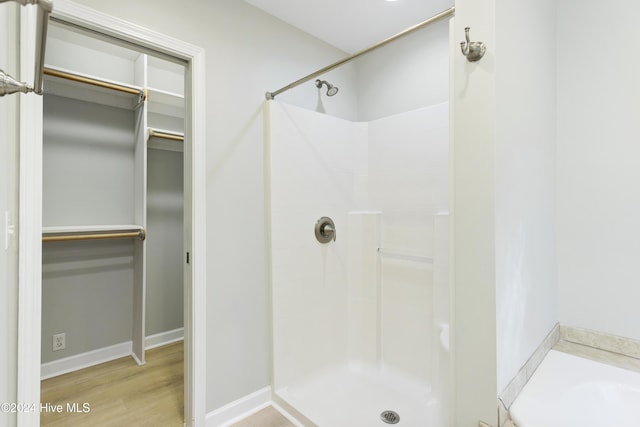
xmin=16 ymin=1 xmax=207 ymax=425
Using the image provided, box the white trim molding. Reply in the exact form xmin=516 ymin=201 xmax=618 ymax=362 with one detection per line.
xmin=40 ymin=341 xmax=133 ymax=380
xmin=40 ymin=329 xmax=185 ymax=381
xmin=204 ymin=388 xmax=306 ymax=427
xmin=17 ymin=6 xmax=43 ymax=427
xmin=145 ymin=327 xmax=185 ymax=350
xmin=18 ymin=1 xmax=207 ymax=426
xmin=206 ymin=387 xmax=272 ymax=427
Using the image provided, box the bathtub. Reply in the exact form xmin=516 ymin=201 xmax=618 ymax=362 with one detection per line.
xmin=510 ymin=349 xmax=640 ymax=427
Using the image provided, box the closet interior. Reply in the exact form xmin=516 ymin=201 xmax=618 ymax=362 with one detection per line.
xmin=40 ymin=20 xmax=186 ymax=376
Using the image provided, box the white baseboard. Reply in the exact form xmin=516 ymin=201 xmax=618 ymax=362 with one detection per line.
xmin=271 ymin=392 xmax=313 ymax=427
xmin=41 ymin=341 xmax=133 ymax=380
xmin=41 ymin=328 xmax=185 ymax=380
xmin=145 ymin=327 xmax=184 ymax=349
xmin=271 ymin=402 xmax=307 ymax=427
xmin=206 ymin=386 xmax=272 ymax=427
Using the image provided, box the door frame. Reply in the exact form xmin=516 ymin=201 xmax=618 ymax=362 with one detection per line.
xmin=16 ymin=1 xmax=207 ymax=425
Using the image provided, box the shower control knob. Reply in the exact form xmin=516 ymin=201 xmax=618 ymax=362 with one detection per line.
xmin=315 ymin=217 xmax=336 ymax=243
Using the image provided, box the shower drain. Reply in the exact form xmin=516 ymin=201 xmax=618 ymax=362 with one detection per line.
xmin=380 ymin=410 xmax=400 ymax=424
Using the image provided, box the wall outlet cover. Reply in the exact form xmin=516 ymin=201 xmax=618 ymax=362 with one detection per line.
xmin=53 ymin=333 xmax=66 ymax=351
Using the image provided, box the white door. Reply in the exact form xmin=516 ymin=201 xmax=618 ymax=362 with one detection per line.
xmin=1 ymin=3 xmax=22 ymax=427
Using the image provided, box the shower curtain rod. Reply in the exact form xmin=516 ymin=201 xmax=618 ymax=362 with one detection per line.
xmin=265 ymin=6 xmax=455 ymax=100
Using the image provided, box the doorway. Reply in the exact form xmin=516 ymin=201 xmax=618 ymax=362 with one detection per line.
xmin=16 ymin=3 xmax=206 ymax=426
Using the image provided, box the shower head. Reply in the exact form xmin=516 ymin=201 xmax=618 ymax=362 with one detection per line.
xmin=315 ymin=79 xmax=339 ymax=96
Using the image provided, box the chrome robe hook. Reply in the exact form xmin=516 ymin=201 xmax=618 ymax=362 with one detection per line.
xmin=460 ymin=27 xmax=486 ymax=62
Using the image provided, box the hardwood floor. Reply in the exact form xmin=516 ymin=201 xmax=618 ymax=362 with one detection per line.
xmin=41 ymin=341 xmax=183 ymax=427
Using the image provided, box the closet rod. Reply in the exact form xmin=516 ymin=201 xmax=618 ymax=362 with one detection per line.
xmin=43 ymin=67 xmax=145 ymax=98
xmin=42 ymin=229 xmax=146 ymax=243
xmin=148 ymin=128 xmax=184 ymax=142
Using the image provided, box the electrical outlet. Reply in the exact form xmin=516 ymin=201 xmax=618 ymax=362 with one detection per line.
xmin=52 ymin=333 xmax=66 ymax=351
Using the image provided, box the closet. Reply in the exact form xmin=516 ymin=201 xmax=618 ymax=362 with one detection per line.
xmin=40 ymin=21 xmax=185 ymax=375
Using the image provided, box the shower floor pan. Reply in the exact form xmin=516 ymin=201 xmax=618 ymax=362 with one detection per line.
xmin=275 ymin=363 xmax=444 ymax=427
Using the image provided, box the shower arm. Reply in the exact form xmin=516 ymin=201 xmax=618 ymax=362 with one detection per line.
xmin=0 ymin=0 xmax=53 ymax=96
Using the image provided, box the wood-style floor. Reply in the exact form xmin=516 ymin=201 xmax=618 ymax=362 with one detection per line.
xmin=41 ymin=341 xmax=183 ymax=427
xmin=231 ymin=406 xmax=296 ymax=427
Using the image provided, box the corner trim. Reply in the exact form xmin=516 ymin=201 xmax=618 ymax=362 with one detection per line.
xmin=560 ymin=325 xmax=640 ymax=360
xmin=498 ymin=323 xmax=560 ymax=426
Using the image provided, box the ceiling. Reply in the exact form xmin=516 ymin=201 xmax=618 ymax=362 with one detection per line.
xmin=244 ymin=0 xmax=454 ymax=54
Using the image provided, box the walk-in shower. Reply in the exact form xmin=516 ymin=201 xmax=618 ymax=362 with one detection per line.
xmin=266 ymin=101 xmax=450 ymax=427
xmin=264 ymin=7 xmax=454 ymax=427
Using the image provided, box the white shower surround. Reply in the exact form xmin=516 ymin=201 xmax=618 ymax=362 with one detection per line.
xmin=266 ymin=100 xmax=449 ymax=426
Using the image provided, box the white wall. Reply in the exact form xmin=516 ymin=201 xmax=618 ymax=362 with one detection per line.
xmin=557 ymin=0 xmax=640 ymax=340
xmin=355 ymin=19 xmax=450 ymax=122
xmin=494 ymin=0 xmax=557 ymax=393
xmin=451 ymin=1 xmax=498 ymax=424
xmin=452 ymin=0 xmax=558 ymax=422
xmin=70 ymin=0 xmax=358 ymax=412
xmin=0 ymin=4 xmax=19 ymax=426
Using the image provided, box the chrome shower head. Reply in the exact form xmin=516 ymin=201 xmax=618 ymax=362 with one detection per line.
xmin=315 ymin=79 xmax=339 ymax=96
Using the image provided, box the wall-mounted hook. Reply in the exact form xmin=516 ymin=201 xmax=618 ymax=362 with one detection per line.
xmin=460 ymin=27 xmax=486 ymax=62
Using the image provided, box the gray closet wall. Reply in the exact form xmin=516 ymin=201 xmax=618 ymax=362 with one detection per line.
xmin=146 ymin=149 xmax=184 ymax=335
xmin=41 ymin=94 xmax=136 ymax=363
